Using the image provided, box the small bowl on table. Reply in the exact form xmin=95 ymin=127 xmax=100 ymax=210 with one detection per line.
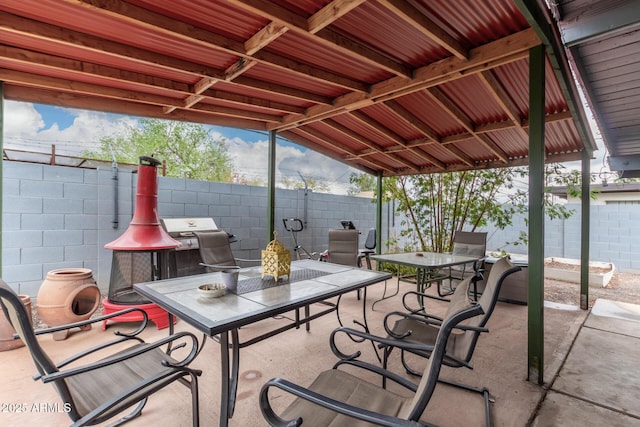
xmin=198 ymin=283 xmax=227 ymax=299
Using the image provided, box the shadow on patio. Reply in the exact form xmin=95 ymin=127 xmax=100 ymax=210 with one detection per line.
xmin=1 ymin=276 xmax=638 ymax=426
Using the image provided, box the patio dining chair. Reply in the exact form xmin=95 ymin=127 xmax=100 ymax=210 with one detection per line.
xmin=259 ymin=286 xmax=484 ymax=427
xmin=425 ymin=231 xmax=487 ymax=297
xmin=380 ymin=256 xmax=521 ymax=426
xmin=327 ymin=228 xmax=361 ymax=299
xmin=195 ymin=230 xmax=260 ymax=271
xmin=0 ymin=279 xmax=202 ymax=427
xmin=326 ymin=228 xmax=360 ymax=267
xmin=357 ymin=228 xmax=376 ymax=269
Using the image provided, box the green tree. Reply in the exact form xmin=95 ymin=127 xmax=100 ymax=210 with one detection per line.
xmin=383 ymin=164 xmax=585 ymax=253
xmin=84 ymin=118 xmax=234 ymax=182
xmin=347 ymin=172 xmax=376 ymax=196
xmin=280 ymin=174 xmax=330 ymax=192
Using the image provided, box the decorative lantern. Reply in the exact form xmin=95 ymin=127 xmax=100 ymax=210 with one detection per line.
xmin=261 ymin=231 xmax=291 ymax=281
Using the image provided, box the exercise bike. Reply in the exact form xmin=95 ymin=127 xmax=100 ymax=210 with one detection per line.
xmin=283 ymin=218 xmax=325 ymax=261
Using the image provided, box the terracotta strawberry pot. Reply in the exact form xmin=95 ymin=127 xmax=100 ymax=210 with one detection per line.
xmin=0 ymin=294 xmax=31 ymax=351
xmin=36 ymin=268 xmax=101 ymax=341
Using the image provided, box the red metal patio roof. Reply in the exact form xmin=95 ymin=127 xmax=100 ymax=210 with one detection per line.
xmin=0 ymin=0 xmax=596 ymax=176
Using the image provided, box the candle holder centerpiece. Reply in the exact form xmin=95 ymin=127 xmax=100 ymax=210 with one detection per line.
xmin=261 ymin=231 xmax=291 ymax=281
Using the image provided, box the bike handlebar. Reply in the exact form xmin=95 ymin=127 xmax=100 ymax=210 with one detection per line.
xmin=283 ymin=218 xmax=304 ymax=232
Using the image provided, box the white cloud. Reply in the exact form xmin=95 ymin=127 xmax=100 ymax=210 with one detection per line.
xmin=226 ymin=136 xmax=356 ymax=193
xmin=4 ymin=101 xmax=357 ymax=193
xmin=3 ymin=101 xmax=136 ymax=156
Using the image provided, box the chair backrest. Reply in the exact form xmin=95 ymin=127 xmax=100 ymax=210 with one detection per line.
xmin=447 ymin=256 xmax=521 ymax=364
xmin=0 ymin=279 xmax=80 ymax=420
xmin=327 ymin=229 xmax=359 ymax=266
xmin=451 ymin=231 xmax=487 ymax=274
xmin=452 ymin=231 xmax=487 ymax=257
xmin=363 ymin=228 xmax=376 ymax=250
xmin=194 ymin=230 xmax=237 ymax=269
xmin=400 ymin=285 xmax=484 ymax=420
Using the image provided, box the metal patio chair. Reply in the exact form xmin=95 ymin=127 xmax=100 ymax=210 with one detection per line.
xmin=259 ymin=286 xmax=483 ymax=427
xmin=357 ymin=228 xmax=377 ymax=269
xmin=326 ymin=228 xmax=360 ymax=267
xmin=380 ymin=256 xmax=521 ymax=426
xmin=0 ymin=279 xmax=201 ymax=427
xmin=195 ymin=230 xmax=260 ymax=271
xmin=426 ymin=231 xmax=487 ymax=297
xmin=327 ymin=228 xmax=361 ymax=299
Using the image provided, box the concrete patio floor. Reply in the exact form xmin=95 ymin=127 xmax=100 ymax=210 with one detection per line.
xmin=1 ymin=278 xmax=638 ymax=426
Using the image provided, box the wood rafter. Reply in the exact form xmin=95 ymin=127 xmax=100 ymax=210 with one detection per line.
xmin=227 ymin=0 xmax=412 ymax=78
xmin=347 ymin=112 xmax=422 ymax=173
xmin=278 ymin=129 xmax=385 ymax=174
xmin=426 ymin=86 xmax=510 ymax=163
xmin=376 ymin=0 xmax=468 ymax=60
xmin=71 ymin=0 xmax=367 ymax=92
xmin=322 ymin=119 xmax=411 ymax=172
xmin=0 ymin=12 xmax=323 ymax=112
xmin=478 ymin=70 xmax=529 ymax=140
xmin=0 ymin=0 xmax=588 ymax=179
xmin=382 ymin=100 xmax=469 ymax=168
xmin=272 ymin=28 xmax=541 ymax=131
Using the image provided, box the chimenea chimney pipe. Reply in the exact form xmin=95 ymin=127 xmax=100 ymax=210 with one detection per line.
xmin=105 ymin=156 xmax=181 ymax=250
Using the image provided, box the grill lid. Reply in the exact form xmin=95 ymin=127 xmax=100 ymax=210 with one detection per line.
xmin=161 ymin=217 xmax=218 ymax=236
xmin=105 ymin=156 xmax=181 ymax=251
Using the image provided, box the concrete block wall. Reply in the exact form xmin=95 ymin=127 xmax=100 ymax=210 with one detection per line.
xmin=1 ymin=161 xmax=380 ymax=296
xmin=391 ymin=203 xmax=640 ymax=273
xmin=5 ymin=160 xmax=639 ymax=297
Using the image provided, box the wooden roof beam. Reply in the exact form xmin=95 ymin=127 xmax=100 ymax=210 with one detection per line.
xmin=322 ymin=118 xmax=413 ymax=172
xmin=0 ymin=12 xmax=319 ymax=110
xmin=227 ymin=0 xmax=412 ymax=78
xmin=479 ymin=70 xmax=529 ymax=139
xmin=377 ymin=0 xmax=469 ymax=60
xmin=4 ymin=85 xmax=268 ymax=130
xmin=272 ymin=28 xmax=541 ymax=131
xmin=426 ymin=87 xmax=510 ymax=163
xmin=279 ymin=129 xmax=385 ymax=174
xmin=75 ymin=0 xmax=367 ymax=92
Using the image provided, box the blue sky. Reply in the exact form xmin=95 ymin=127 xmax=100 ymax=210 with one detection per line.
xmin=32 ymin=103 xmax=304 ymax=149
xmin=6 ymin=101 xmax=357 ymax=193
xmin=5 ymin=100 xmax=608 ymax=190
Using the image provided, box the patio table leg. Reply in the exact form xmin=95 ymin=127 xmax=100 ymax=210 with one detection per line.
xmin=219 ymin=329 xmax=241 ymax=426
xmin=219 ymin=331 xmax=230 ymax=427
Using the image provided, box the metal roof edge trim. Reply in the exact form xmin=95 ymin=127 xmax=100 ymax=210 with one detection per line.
xmin=514 ymin=0 xmax=598 ymax=155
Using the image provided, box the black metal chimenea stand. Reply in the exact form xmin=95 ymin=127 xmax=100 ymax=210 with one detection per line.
xmin=102 ymin=156 xmax=181 ymax=330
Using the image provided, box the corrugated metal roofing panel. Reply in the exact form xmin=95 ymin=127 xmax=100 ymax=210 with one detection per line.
xmin=393 ymin=91 xmax=469 ymax=138
xmin=437 ymin=76 xmax=510 ymax=124
xmin=265 ymin=33 xmax=393 ymax=84
xmin=0 ymin=0 xmax=594 ymax=177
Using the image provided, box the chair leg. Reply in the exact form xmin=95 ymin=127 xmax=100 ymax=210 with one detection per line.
xmin=437 ymin=378 xmax=492 ymax=427
xmin=110 ymin=398 xmax=147 ymax=426
xmin=381 ymin=345 xmax=394 ymax=389
xmin=190 ymin=373 xmax=200 ymax=427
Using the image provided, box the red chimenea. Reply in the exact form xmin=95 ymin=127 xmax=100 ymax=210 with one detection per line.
xmin=102 ymin=156 xmax=180 ymax=330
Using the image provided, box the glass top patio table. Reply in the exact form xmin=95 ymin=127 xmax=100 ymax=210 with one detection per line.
xmin=133 ymin=259 xmax=391 ymax=427
xmin=371 ymin=251 xmax=479 ymax=269
xmin=370 ymin=251 xmax=480 ymax=307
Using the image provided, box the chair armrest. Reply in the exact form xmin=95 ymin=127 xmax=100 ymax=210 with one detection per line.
xmin=401 ymin=290 xmax=450 ymax=312
xmin=331 ymin=326 xmax=443 ymax=361
xmin=199 ymin=262 xmax=241 ymax=270
xmin=27 ymin=309 xmax=152 ymax=380
xmin=260 ymin=377 xmax=428 ymax=427
xmin=383 ymin=310 xmax=443 ymax=339
xmin=32 ymin=307 xmax=149 ymax=338
xmin=41 ymin=331 xmax=200 ymax=383
xmin=234 ymin=257 xmax=261 ymax=263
